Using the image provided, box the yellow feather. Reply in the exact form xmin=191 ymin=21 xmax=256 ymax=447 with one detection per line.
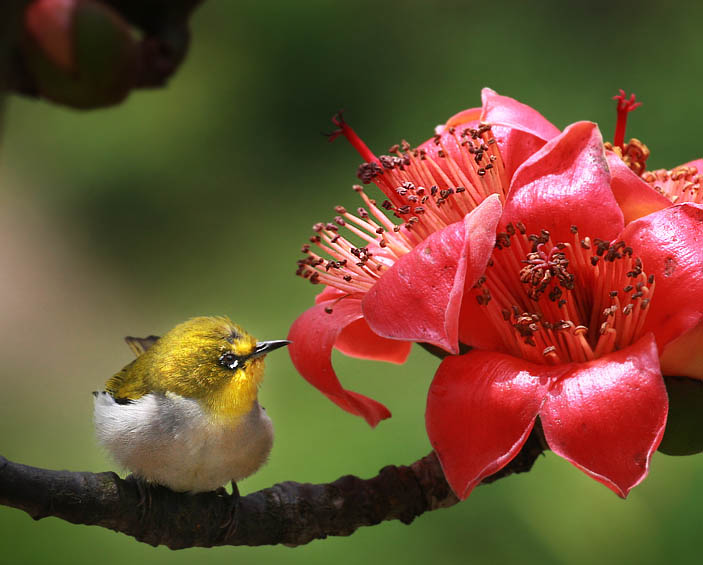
xmin=103 ymin=316 xmax=265 ymax=418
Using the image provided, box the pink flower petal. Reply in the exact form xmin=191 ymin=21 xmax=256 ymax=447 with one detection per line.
xmin=426 ymin=349 xmax=553 ymax=499
xmin=288 ymin=298 xmax=392 ymax=427
xmin=491 ymin=124 xmax=552 ymax=181
xmin=419 ymin=91 xmax=557 ymax=191
xmin=540 ymin=334 xmax=667 ymax=498
xmin=362 ymin=195 xmax=502 ymax=354
xmin=503 ymin=121 xmax=624 ymax=242
xmin=478 ymin=89 xmax=560 ymax=181
xmin=660 ymin=321 xmax=703 ymax=380
xmin=621 ymin=203 xmax=703 ymax=350
xmin=684 ymin=158 xmax=703 ymax=172
xmin=480 ymin=87 xmax=560 ymax=142
xmin=314 ymin=286 xmax=347 ymax=304
xmin=435 ymin=107 xmax=482 ymax=134
xmin=457 ymin=295 xmax=511 ymax=352
xmin=335 ymin=317 xmax=412 ymax=364
xmin=606 ymin=152 xmax=670 ymax=223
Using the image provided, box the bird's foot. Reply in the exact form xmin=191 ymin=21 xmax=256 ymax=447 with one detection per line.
xmin=125 ymin=474 xmax=153 ymax=521
xmin=219 ymin=481 xmax=241 ymax=540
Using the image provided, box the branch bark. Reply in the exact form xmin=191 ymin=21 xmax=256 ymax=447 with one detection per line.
xmin=0 ymin=434 xmax=545 ymax=549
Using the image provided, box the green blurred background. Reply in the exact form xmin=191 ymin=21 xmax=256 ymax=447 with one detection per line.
xmin=2 ymin=1 xmax=703 ymax=563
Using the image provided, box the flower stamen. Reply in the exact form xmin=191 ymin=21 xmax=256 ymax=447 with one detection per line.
xmin=329 ymin=113 xmax=509 ymax=236
xmin=474 ymin=224 xmax=655 ymax=365
xmin=296 ymin=186 xmax=417 ymax=295
xmin=642 ymin=164 xmax=703 ymax=204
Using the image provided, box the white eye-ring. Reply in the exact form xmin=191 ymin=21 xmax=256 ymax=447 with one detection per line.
xmin=219 ymin=352 xmax=240 ymax=370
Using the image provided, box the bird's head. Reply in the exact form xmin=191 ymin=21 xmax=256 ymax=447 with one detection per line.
xmin=146 ymin=316 xmax=289 ymax=418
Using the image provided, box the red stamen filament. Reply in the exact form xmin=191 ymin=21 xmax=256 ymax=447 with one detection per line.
xmin=296 ymin=186 xmax=418 ymax=295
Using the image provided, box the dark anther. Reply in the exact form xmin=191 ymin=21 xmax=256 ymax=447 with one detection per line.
xmin=357 ymin=162 xmax=383 ymax=184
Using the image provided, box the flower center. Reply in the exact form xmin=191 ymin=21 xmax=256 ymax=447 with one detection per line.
xmin=603 ymin=90 xmax=650 ymax=176
xmin=473 ymin=224 xmax=655 ymax=365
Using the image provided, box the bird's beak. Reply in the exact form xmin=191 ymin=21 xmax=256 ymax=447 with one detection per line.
xmin=250 ymin=339 xmax=291 ymax=360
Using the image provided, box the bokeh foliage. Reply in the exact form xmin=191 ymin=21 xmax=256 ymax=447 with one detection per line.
xmin=2 ymin=1 xmax=703 ymax=563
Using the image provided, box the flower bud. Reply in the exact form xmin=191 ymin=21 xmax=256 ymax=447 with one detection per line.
xmin=25 ymin=0 xmax=75 ymax=71
xmin=23 ymin=0 xmax=138 ymax=108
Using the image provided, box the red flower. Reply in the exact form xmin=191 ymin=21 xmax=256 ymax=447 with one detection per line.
xmin=289 ymin=195 xmax=502 ymax=426
xmin=289 ymin=90 xmax=558 ymax=426
xmin=427 ymin=121 xmax=703 ymax=499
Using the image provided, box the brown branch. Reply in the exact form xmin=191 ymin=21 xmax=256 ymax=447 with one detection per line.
xmin=0 ymin=434 xmax=545 ymax=549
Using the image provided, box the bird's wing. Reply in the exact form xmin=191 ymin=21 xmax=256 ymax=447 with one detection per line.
xmin=104 ymin=359 xmax=150 ymax=403
xmin=101 ymin=335 xmax=159 ymax=403
xmin=124 ymin=335 xmax=160 ymax=357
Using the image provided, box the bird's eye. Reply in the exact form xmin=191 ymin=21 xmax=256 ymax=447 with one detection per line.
xmin=219 ymin=352 xmax=240 ymax=370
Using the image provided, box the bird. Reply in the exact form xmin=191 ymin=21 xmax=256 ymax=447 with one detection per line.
xmin=93 ymin=316 xmax=290 ymax=494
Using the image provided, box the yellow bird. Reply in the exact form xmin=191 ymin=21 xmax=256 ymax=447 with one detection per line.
xmin=93 ymin=316 xmax=289 ymax=493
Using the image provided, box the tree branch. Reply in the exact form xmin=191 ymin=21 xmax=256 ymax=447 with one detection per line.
xmin=0 ymin=434 xmax=545 ymax=549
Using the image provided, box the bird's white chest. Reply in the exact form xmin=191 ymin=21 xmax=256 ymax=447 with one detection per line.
xmin=93 ymin=391 xmax=273 ymax=492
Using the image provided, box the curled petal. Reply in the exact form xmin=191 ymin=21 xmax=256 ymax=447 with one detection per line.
xmin=503 ymin=121 xmax=624 ymax=242
xmin=363 ymin=195 xmax=502 ymax=354
xmin=480 ymin=87 xmax=560 ymax=142
xmin=622 ymin=203 xmax=703 ymax=350
xmin=540 ymin=334 xmax=667 ymax=498
xmin=660 ymin=321 xmax=703 ymax=380
xmin=491 ymin=124 xmax=552 ymax=182
xmin=288 ymin=298 xmax=392 ymax=427
xmin=335 ymin=318 xmax=412 ymax=364
xmin=314 ymin=285 xmax=411 ymax=361
xmin=426 ymin=350 xmax=553 ymax=499
xmin=606 ymin=152 xmax=670 ymax=223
